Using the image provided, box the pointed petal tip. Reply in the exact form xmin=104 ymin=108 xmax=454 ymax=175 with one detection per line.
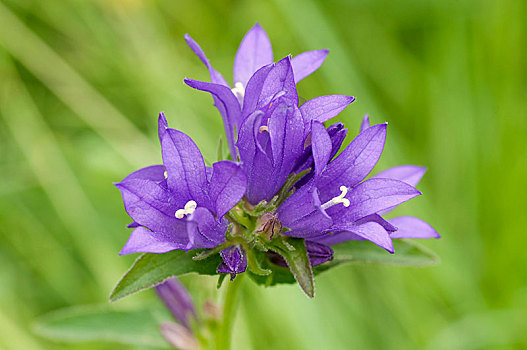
xmin=118 ymin=248 xmax=131 ymax=256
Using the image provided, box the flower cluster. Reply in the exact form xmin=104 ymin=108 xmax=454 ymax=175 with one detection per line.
xmin=116 ymin=24 xmax=439 ymax=288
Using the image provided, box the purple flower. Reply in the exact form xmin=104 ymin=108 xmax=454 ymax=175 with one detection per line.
xmin=277 ymin=118 xmax=439 ymax=253
xmin=183 ymin=24 xmax=354 ymax=159
xmin=217 ymin=245 xmax=248 ymax=280
xmin=116 ymin=113 xmax=247 ymax=254
xmin=155 ymin=278 xmax=197 ymax=330
xmin=115 ymin=26 xmax=439 ymax=285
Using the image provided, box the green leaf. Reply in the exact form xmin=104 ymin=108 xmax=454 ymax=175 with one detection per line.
xmin=268 ymin=237 xmax=315 ymax=298
xmin=33 ymin=305 xmax=170 ymax=348
xmin=318 ymin=239 xmax=439 ymax=272
xmin=246 ymin=249 xmax=272 ymax=276
xmin=110 ymin=250 xmax=221 ymax=302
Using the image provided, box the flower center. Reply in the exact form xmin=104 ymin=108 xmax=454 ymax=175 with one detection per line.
xmin=321 ymin=186 xmax=350 ymax=210
xmin=175 ymin=200 xmax=197 ymax=219
xmin=231 ymin=82 xmax=245 ymax=100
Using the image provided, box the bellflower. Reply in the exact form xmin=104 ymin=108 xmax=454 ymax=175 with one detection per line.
xmin=114 ymin=24 xmax=440 ymax=297
xmin=116 ymin=113 xmax=247 ymax=254
xmin=183 ymin=23 xmax=354 ymax=159
xmin=277 ymin=117 xmax=439 ymax=253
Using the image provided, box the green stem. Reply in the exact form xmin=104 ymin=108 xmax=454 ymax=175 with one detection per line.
xmin=215 ymin=273 xmax=245 ymax=350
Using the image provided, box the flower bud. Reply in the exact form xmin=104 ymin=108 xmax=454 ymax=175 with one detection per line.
xmin=255 ymin=213 xmax=282 ymax=241
xmin=160 ymin=322 xmax=200 ymax=350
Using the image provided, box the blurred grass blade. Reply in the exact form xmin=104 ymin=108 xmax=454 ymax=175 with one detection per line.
xmin=0 ymin=2 xmax=156 ymax=166
xmin=33 ymin=305 xmax=169 ymax=348
xmin=110 ymin=250 xmax=221 ymax=302
xmin=0 ymin=57 xmax=125 ymax=289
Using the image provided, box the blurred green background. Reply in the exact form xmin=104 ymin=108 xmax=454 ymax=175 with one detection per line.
xmin=1 ymin=0 xmax=526 ymax=349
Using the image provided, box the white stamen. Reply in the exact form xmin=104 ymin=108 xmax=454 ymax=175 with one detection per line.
xmin=231 ymin=82 xmax=245 ymax=100
xmin=175 ymin=200 xmax=197 ymax=219
xmin=259 ymin=118 xmax=271 ymax=133
xmin=163 ymin=171 xmax=168 ymax=178
xmin=321 ymin=186 xmax=350 ymax=210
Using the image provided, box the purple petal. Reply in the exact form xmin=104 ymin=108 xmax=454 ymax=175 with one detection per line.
xmin=291 ymin=49 xmax=329 ymax=83
xmin=293 ymin=122 xmax=347 ymax=179
xmin=121 ymin=165 xmax=166 ymax=183
xmin=311 ymin=121 xmax=332 ymax=175
xmin=119 ymin=227 xmax=186 ymax=255
xmin=236 ymin=111 xmax=273 ymax=204
xmin=388 ymin=216 xmax=440 ymax=239
xmin=186 ymin=207 xmax=227 ymax=249
xmin=317 ymin=123 xmax=387 ymax=201
xmin=184 ymin=79 xmax=241 ymax=158
xmin=300 ymin=95 xmax=355 ymax=131
xmin=233 ymin=23 xmax=273 ymax=88
xmin=155 ymin=278 xmax=197 ymax=329
xmin=127 ymin=221 xmax=140 ymax=228
xmin=218 ymin=245 xmax=247 ymax=280
xmin=115 ymin=179 xmax=187 ymax=240
xmin=359 ymin=114 xmax=370 ymax=133
xmin=257 ymin=56 xmax=298 ymax=108
xmin=268 ymin=101 xmax=304 ymax=169
xmin=331 ymin=178 xmax=421 ymax=223
xmin=324 ymin=221 xmax=394 ymax=253
xmin=238 ymin=100 xmax=304 ymax=204
xmin=158 ymin=112 xmax=168 ymax=144
xmin=241 ymin=64 xmax=273 ymax=118
xmin=305 ymin=240 xmax=334 ymax=266
xmin=278 ymin=184 xmax=333 ymax=237
xmin=161 ymin=128 xmax=210 ymax=207
xmin=184 ymin=34 xmax=229 ymax=87
xmin=209 ymin=161 xmax=247 ymax=218
xmin=327 ymin=122 xmax=348 ymax=160
xmin=373 ymin=165 xmax=427 ymax=187
xmin=355 ymin=213 xmax=398 ymax=232
xmin=373 ymin=165 xmax=427 ymax=215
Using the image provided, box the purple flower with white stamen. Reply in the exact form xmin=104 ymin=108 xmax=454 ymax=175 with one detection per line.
xmin=184 ymin=23 xmax=353 ymax=159
xmin=114 ymin=24 xmax=440 ymax=296
xmin=277 ymin=118 xmax=439 ymax=253
xmin=116 ymin=113 xmax=247 ymax=255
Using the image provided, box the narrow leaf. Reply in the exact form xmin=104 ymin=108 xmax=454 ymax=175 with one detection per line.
xmin=268 ymin=237 xmax=315 ymax=298
xmin=246 ymin=249 xmax=272 ymax=276
xmin=317 ymin=239 xmax=439 ymax=273
xmin=110 ymin=250 xmax=221 ymax=302
xmin=33 ymin=305 xmax=170 ymax=348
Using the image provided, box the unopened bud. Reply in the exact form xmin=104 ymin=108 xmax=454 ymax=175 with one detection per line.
xmin=202 ymin=300 xmax=222 ymax=321
xmin=160 ymin=322 xmax=200 ymax=350
xmin=255 ymin=213 xmax=282 ymax=241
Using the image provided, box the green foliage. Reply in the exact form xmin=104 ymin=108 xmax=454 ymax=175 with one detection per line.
xmin=33 ymin=306 xmax=170 ymax=348
xmin=326 ymin=239 xmax=439 ymax=269
xmin=110 ymin=250 xmax=221 ymax=302
xmin=266 ymin=237 xmax=315 ymax=298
